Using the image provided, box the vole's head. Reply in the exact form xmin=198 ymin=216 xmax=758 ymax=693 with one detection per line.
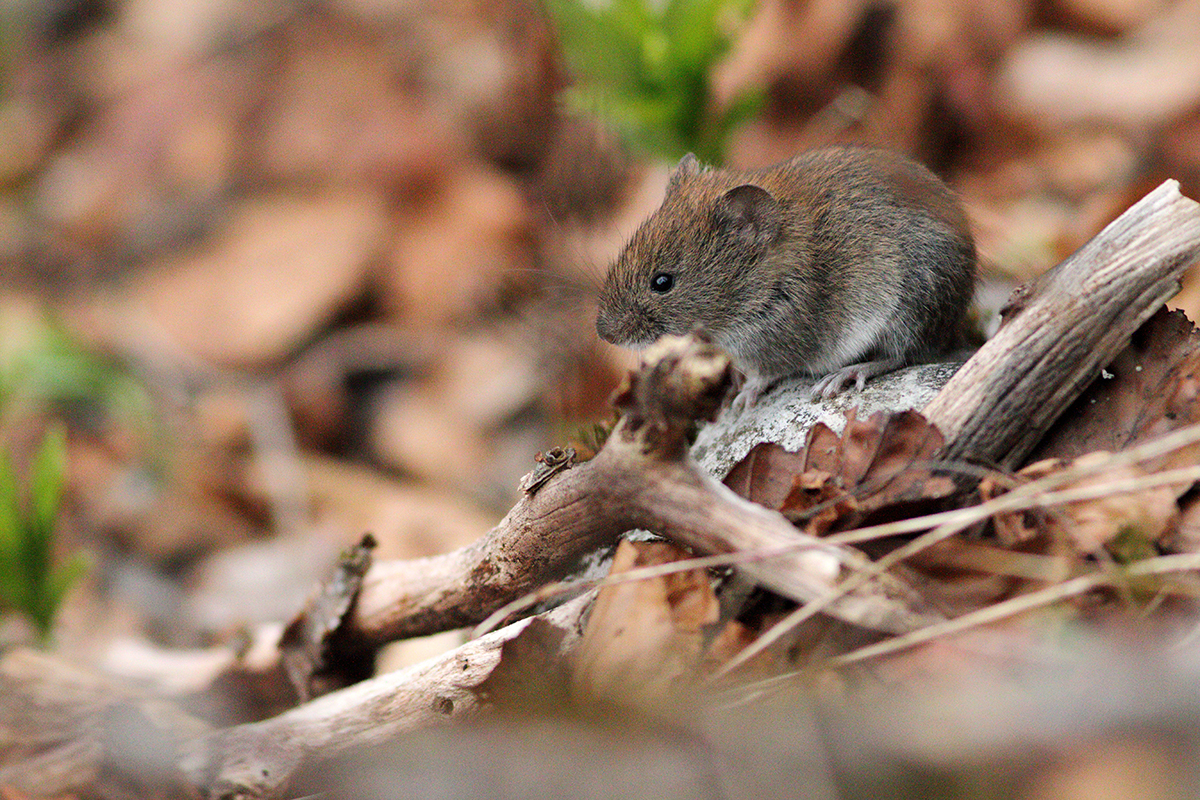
xmin=596 ymin=154 xmax=783 ymax=350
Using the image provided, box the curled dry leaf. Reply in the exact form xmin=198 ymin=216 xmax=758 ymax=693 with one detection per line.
xmin=132 ymin=191 xmax=389 ymax=367
xmin=979 ymin=466 xmax=1047 ymax=547
xmin=781 ymin=469 xmax=857 ymax=537
xmin=985 ymin=453 xmax=1178 ymax=556
xmin=721 ymin=440 xmax=808 ymax=511
xmin=1061 ymin=454 xmax=1175 ymax=556
xmin=1066 ymin=470 xmax=1176 ymax=556
xmin=803 ymin=409 xmax=955 ymax=524
xmin=723 ymin=409 xmax=956 ymax=537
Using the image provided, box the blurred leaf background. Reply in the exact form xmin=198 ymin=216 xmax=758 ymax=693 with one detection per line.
xmin=2 ymin=1 xmax=1200 ymax=797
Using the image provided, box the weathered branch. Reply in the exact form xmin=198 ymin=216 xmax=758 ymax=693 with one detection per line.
xmin=353 ymin=448 xmax=934 ymax=644
xmin=180 ymin=594 xmax=592 ymax=799
xmin=924 ymin=180 xmax=1200 ymax=467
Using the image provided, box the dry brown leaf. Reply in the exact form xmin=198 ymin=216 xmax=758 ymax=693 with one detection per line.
xmin=1064 ymin=468 xmax=1176 ymax=554
xmin=979 ymin=467 xmax=1048 ymax=547
xmin=380 ymin=165 xmax=534 ymax=328
xmin=982 ymin=310 xmax=1200 ymax=557
xmin=721 ymin=441 xmax=809 ymax=510
xmin=417 ymin=0 xmax=562 ymax=169
xmin=435 ymin=332 xmax=543 ymax=429
xmin=571 ymin=541 xmax=719 ymax=703
xmin=31 ymin=54 xmax=264 ymax=260
xmin=366 ymin=381 xmax=492 ymax=493
xmin=900 ymin=538 xmax=1052 ymax=615
xmin=282 ymin=454 xmax=497 ymax=559
xmin=989 ymin=453 xmax=1177 ymax=556
xmin=120 ymin=0 xmax=284 ymax=53
xmin=279 ymin=324 xmax=437 ymax=450
xmin=801 ymin=419 xmax=844 ymax=474
xmin=721 ymin=0 xmax=1027 ymax=167
xmin=702 ymin=591 xmax=860 ymax=681
xmin=725 ymin=410 xmax=954 ymax=538
xmin=996 ymin=2 xmax=1200 ymax=133
xmin=835 ymin=410 xmax=953 ymax=514
xmin=133 ymin=191 xmax=388 ymax=367
xmin=1159 ymin=109 xmax=1200 ymax=203
xmin=66 ymin=433 xmax=260 ymax=560
xmin=713 ymin=0 xmax=864 ymax=111
xmin=780 ymin=470 xmax=858 ymax=537
xmin=1043 ymin=0 xmax=1169 ymax=35
xmin=255 ymin=22 xmax=458 ymax=188
xmin=1033 ymin=308 xmax=1200 ymax=484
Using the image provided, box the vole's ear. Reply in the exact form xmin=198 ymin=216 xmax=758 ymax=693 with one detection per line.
xmin=714 ymin=184 xmax=780 ymax=246
xmin=667 ymin=153 xmax=701 ymax=192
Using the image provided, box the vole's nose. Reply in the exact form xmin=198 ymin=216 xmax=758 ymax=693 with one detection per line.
xmin=595 ymin=308 xmax=617 ymax=343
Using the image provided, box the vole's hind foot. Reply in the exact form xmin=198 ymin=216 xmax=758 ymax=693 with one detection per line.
xmin=810 ymin=357 xmax=906 ymax=399
xmin=729 ymin=374 xmax=773 ymax=415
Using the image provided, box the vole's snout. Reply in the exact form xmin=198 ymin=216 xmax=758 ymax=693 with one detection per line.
xmin=595 ymin=305 xmax=619 ymax=344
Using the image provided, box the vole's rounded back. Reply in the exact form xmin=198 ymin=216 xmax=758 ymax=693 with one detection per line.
xmin=595 ymin=146 xmax=976 ymax=400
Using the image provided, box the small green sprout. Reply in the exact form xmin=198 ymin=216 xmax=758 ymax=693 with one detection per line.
xmin=545 ymin=0 xmax=761 ymax=165
xmin=0 ymin=424 xmax=86 ymax=642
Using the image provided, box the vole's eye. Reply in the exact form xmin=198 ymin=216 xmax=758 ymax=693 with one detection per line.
xmin=650 ymin=272 xmax=674 ymax=293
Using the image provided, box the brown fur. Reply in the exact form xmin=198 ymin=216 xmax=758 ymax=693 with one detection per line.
xmin=595 ymin=146 xmax=976 ymax=398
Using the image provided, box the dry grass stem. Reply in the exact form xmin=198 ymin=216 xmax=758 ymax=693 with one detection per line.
xmin=829 ymin=423 xmax=1200 ymax=546
xmin=827 ymin=553 xmax=1200 ymax=666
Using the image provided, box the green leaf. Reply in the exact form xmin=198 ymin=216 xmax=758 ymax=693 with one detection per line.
xmin=1108 ymin=528 xmax=1158 ymax=566
xmin=0 ymin=450 xmax=27 ymax=613
xmin=30 ymin=423 xmax=66 ymax=544
xmin=544 ymin=0 xmax=643 ymax=91
xmin=34 ymin=551 xmax=88 ymax=640
xmin=0 ymin=449 xmax=19 ymax=557
xmin=662 ymin=0 xmax=723 ymax=66
xmin=0 ymin=425 xmax=78 ymax=641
